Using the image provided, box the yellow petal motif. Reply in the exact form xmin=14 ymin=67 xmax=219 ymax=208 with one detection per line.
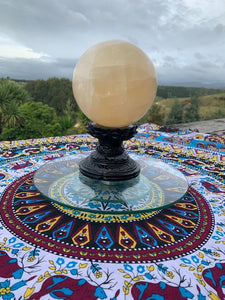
xmin=197 ymin=279 xmax=206 ymax=287
xmin=38 ymin=275 xmax=44 ymax=282
xmin=209 ymin=291 xmax=220 ymax=300
xmin=194 ymin=273 xmax=202 ymax=279
xmin=138 ymin=276 xmax=144 ymax=280
xmin=118 ymin=269 xmax=125 ymax=273
xmin=123 ymin=286 xmax=129 ymax=295
xmin=79 ymin=263 xmax=88 ymax=268
xmin=198 ymin=252 xmax=204 ymax=258
xmin=44 ymin=271 xmax=51 ymax=278
xmin=24 ymin=287 xmax=35 ymax=299
xmin=180 ymin=264 xmax=187 ymax=267
xmin=147 ymin=265 xmax=155 ymax=272
xmin=133 ymin=277 xmax=139 ymax=281
xmin=22 ymin=246 xmax=31 ymax=251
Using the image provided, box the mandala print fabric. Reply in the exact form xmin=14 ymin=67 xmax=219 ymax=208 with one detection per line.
xmin=0 ymin=124 xmax=224 ymax=300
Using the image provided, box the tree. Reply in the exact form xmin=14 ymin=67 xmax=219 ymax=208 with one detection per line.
xmin=0 ymin=78 xmax=30 ymax=105
xmin=166 ymin=99 xmax=183 ymax=125
xmin=0 ymin=79 xmax=30 ymax=132
xmin=137 ymin=103 xmax=165 ymax=125
xmin=183 ymin=95 xmax=200 ymax=123
xmin=0 ymin=102 xmax=62 ymax=141
xmin=73 ymin=109 xmax=89 ymax=134
xmin=25 ymin=77 xmax=78 ymax=116
xmin=58 ymin=115 xmax=73 ymax=133
xmin=24 ymin=79 xmax=48 ymax=103
xmin=1 ymin=100 xmax=23 ymax=128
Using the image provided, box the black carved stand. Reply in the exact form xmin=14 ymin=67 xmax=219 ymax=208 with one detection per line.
xmin=79 ymin=122 xmax=140 ymax=181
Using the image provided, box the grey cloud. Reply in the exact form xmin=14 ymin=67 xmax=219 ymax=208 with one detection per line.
xmin=158 ymin=56 xmax=225 ymax=87
xmin=0 ymin=0 xmax=169 ymax=55
xmin=0 ymin=0 xmax=225 ymax=87
xmin=0 ymin=57 xmax=75 ymax=80
xmin=214 ymin=23 xmax=225 ymax=34
xmin=194 ymin=53 xmax=204 ymax=60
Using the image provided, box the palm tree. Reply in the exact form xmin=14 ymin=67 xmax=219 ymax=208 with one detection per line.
xmin=1 ymin=100 xmax=23 ymax=128
xmin=0 ymin=79 xmax=29 ymax=130
xmin=0 ymin=78 xmax=30 ymax=104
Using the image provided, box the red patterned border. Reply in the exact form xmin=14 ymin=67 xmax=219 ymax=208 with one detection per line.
xmin=0 ymin=172 xmax=214 ymax=263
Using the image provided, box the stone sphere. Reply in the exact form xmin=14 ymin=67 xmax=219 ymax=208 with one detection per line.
xmin=72 ymin=40 xmax=157 ymax=128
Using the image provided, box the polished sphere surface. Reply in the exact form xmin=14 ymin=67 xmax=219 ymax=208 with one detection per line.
xmin=72 ymin=40 xmax=157 ymax=128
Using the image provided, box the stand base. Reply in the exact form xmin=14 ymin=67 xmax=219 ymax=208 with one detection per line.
xmin=79 ymin=123 xmax=140 ymax=181
xmin=33 ymin=153 xmax=189 ymax=214
xmin=79 ymin=151 xmax=140 ymax=181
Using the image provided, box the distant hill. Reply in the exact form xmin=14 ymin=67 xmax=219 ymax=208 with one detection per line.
xmin=156 ymin=85 xmax=225 ymax=99
xmin=4 ymin=77 xmax=225 ymax=97
xmin=160 ymin=80 xmax=225 ymax=89
xmin=157 ymin=92 xmax=225 ymax=123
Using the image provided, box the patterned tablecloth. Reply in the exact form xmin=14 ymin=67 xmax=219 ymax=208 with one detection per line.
xmin=0 ymin=123 xmax=224 ymax=300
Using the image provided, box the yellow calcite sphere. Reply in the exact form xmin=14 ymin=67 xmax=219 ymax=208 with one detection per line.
xmin=72 ymin=40 xmax=157 ymax=128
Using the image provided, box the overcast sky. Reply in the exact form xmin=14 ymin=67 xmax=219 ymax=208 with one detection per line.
xmin=0 ymin=0 xmax=225 ymax=87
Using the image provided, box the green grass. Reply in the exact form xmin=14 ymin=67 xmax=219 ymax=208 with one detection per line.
xmin=157 ymin=93 xmax=225 ymax=123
